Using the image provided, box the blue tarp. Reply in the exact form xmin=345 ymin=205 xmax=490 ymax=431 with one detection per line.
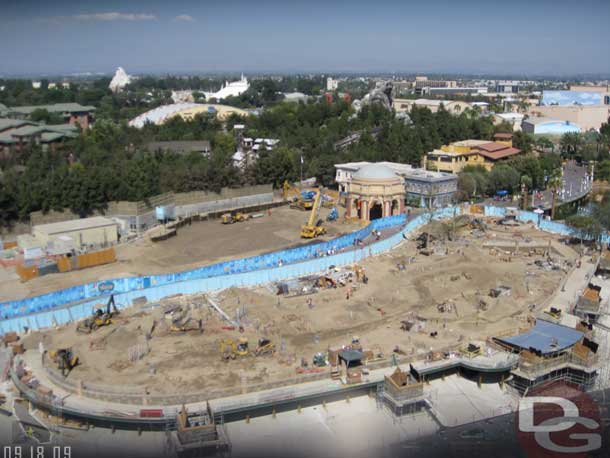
xmin=496 ymin=319 xmax=583 ymax=355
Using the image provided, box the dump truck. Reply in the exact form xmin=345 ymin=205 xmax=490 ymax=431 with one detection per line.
xmin=49 ymin=348 xmax=79 ymax=376
xmin=76 ymin=295 xmax=119 ymax=334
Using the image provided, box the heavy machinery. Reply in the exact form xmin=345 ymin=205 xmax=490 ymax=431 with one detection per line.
xmin=285 ymin=181 xmax=315 ymax=211
xmin=300 ymin=189 xmax=326 ymax=239
xmin=221 ymin=212 xmax=249 ymax=224
xmin=254 ymin=338 xmax=276 ymax=356
xmin=49 ymin=348 xmax=79 ymax=376
xmin=313 ymin=352 xmax=327 ymax=367
xmin=326 ymin=207 xmax=338 ymax=222
xmin=76 ymin=295 xmax=119 ymax=334
xmin=171 ymin=316 xmax=204 ymax=333
xmin=219 ymin=337 xmax=249 ymax=361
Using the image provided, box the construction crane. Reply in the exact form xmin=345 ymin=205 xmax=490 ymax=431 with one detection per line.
xmin=48 ymin=348 xmax=79 ymax=376
xmin=300 ymin=188 xmax=326 ymax=239
xmin=76 ymin=295 xmax=119 ymax=334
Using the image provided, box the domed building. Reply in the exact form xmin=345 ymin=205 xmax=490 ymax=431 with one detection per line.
xmin=345 ymin=164 xmax=405 ymax=221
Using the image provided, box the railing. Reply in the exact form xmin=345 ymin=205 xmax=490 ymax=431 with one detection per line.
xmin=517 ymin=351 xmax=599 ymax=377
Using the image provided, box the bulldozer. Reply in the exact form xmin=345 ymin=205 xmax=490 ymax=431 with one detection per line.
xmin=76 ymin=295 xmax=119 ymax=334
xmin=219 ymin=337 xmax=250 ymax=361
xmin=48 ymin=348 xmax=79 ymax=376
xmin=300 ymin=189 xmax=326 ymax=239
xmin=221 ymin=212 xmax=249 ymax=224
xmin=254 ymin=338 xmax=276 ymax=356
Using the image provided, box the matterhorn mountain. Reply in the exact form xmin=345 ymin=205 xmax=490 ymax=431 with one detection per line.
xmin=109 ymin=67 xmax=132 ymax=93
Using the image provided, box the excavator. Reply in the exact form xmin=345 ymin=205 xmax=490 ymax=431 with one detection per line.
xmin=219 ymin=337 xmax=250 ymax=361
xmin=48 ymin=348 xmax=79 ymax=376
xmin=300 ymin=188 xmax=326 ymax=239
xmin=170 ymin=316 xmax=204 ymax=333
xmin=284 ymin=181 xmax=315 ymax=211
xmin=76 ymin=295 xmax=119 ymax=334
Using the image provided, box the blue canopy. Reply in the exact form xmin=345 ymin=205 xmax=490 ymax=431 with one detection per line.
xmin=495 ymin=319 xmax=583 ymax=355
xmin=496 ymin=190 xmax=509 ymax=196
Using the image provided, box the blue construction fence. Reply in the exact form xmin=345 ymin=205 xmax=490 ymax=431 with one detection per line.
xmin=0 ymin=214 xmax=407 ymax=323
xmin=484 ymin=205 xmax=610 ymax=244
xmin=0 ymin=208 xmax=460 ymax=334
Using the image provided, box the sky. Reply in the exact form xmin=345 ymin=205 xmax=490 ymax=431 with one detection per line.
xmin=0 ymin=0 xmax=609 ymax=77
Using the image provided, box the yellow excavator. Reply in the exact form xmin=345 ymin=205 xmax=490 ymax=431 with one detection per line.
xmin=284 ymin=181 xmax=315 ymax=211
xmin=76 ymin=295 xmax=119 ymax=334
xmin=48 ymin=348 xmax=79 ymax=376
xmin=219 ymin=337 xmax=250 ymax=361
xmin=300 ymin=189 xmax=326 ymax=239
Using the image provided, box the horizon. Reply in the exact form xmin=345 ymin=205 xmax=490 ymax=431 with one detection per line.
xmin=1 ymin=0 xmax=609 ymax=77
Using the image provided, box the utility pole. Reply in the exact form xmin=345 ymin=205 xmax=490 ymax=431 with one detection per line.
xmin=300 ymin=154 xmax=304 ymax=191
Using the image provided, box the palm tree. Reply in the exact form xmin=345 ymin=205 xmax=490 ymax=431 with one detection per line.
xmin=547 ymin=173 xmax=563 ymax=219
xmin=520 ymin=175 xmax=533 ymax=210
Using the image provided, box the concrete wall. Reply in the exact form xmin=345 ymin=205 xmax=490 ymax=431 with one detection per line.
xmin=29 ymin=185 xmax=274 ymax=231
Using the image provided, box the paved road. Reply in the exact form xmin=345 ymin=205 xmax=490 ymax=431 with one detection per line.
xmin=485 ymin=161 xmax=592 ymax=211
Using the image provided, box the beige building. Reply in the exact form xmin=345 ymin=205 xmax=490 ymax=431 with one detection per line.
xmin=528 ymin=105 xmax=610 ymax=131
xmin=32 ymin=216 xmax=118 ymax=251
xmin=393 ymin=98 xmax=472 ymax=114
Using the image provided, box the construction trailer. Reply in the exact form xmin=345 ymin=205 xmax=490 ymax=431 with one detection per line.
xmin=32 ymin=216 xmax=119 ymax=251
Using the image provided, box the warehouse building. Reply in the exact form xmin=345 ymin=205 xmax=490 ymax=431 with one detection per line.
xmin=32 ymin=216 xmax=119 ymax=251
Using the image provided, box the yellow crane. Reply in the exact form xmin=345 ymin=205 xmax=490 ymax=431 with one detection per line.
xmin=300 ymin=188 xmax=326 ymax=238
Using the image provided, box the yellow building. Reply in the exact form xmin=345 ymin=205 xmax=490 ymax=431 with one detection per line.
xmin=424 ymin=134 xmax=521 ymax=174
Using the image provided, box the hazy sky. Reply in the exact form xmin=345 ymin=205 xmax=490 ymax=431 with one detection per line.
xmin=1 ymin=0 xmax=609 ymax=76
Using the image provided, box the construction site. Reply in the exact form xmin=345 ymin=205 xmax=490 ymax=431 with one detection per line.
xmin=17 ymin=214 xmax=576 ymax=397
xmin=0 ymin=204 xmax=348 ymax=302
xmin=2 ymin=198 xmax=610 ymax=458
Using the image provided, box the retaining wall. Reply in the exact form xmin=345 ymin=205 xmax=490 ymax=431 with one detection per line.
xmin=7 ymin=204 xmax=597 ymax=335
xmin=0 ymin=213 xmax=412 ymax=332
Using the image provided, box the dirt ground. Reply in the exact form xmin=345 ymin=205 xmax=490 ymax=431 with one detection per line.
xmin=1 ymin=205 xmax=358 ymax=302
xmin=23 ymin=218 xmax=578 ymax=397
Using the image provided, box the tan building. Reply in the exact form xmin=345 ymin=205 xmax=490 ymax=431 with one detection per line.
xmin=569 ymin=84 xmax=610 ymax=94
xmin=344 ymin=164 xmax=405 ymax=222
xmin=393 ymin=98 xmax=472 ymax=114
xmin=528 ymin=105 xmax=610 ymax=131
xmin=32 ymin=216 xmax=118 ymax=251
xmin=424 ymin=135 xmax=521 ymax=174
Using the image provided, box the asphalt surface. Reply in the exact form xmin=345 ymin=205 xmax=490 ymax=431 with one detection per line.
xmin=485 ymin=162 xmax=592 ymax=210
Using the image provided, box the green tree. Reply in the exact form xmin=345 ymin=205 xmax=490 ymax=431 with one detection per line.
xmin=566 ymin=215 xmax=602 ymax=246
